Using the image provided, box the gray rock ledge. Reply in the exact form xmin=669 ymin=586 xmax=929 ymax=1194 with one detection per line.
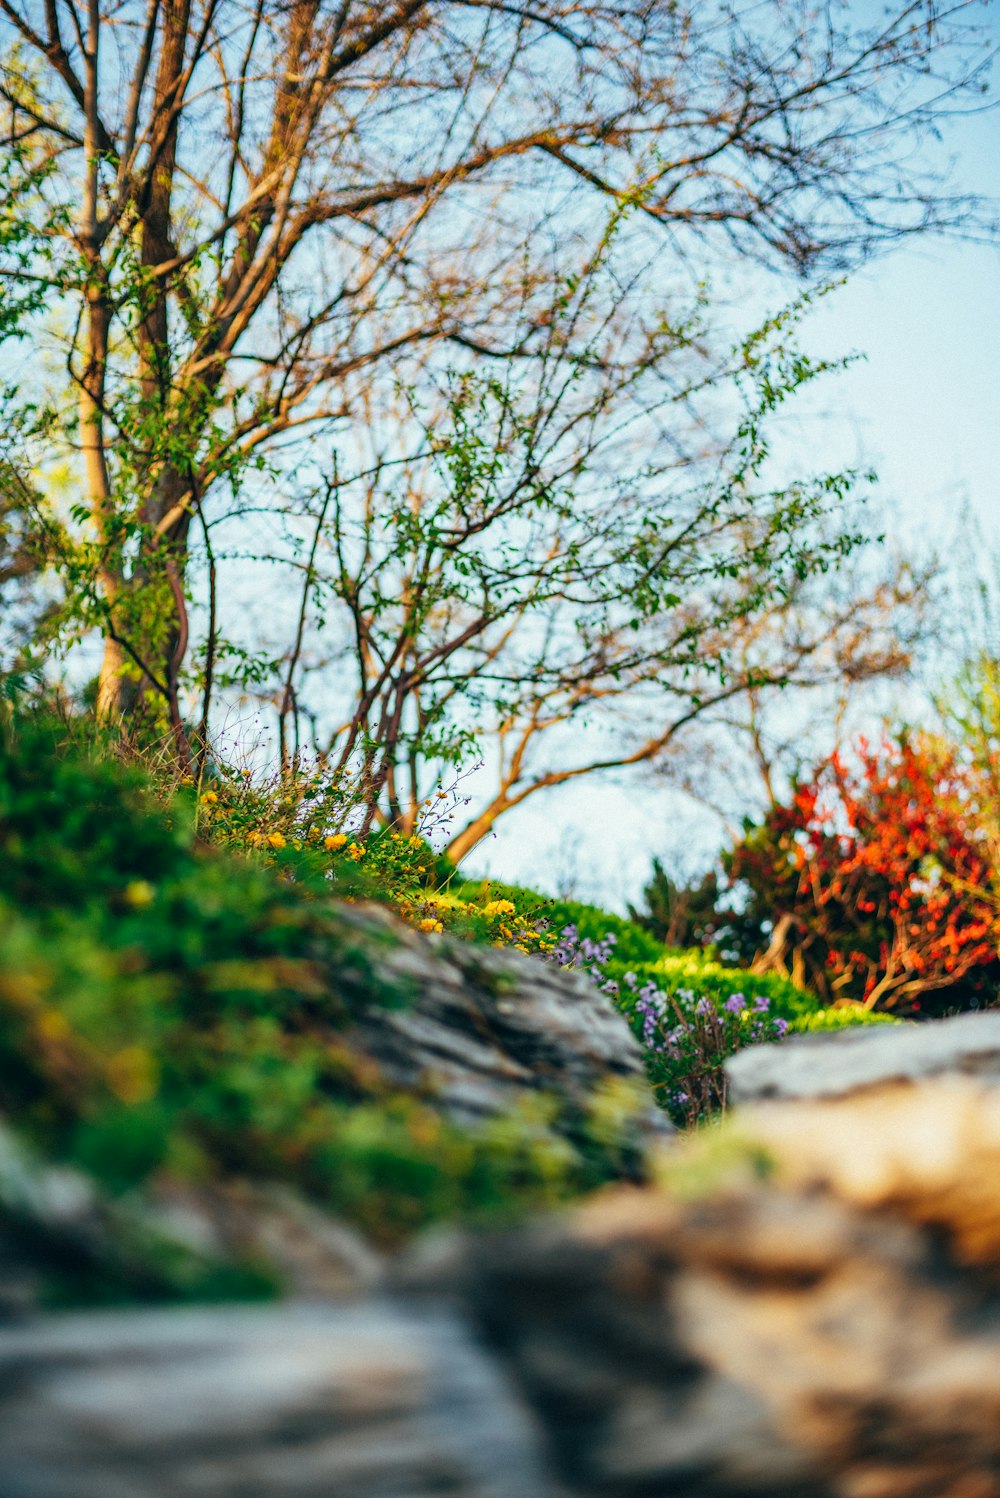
xmin=726 ymin=1008 xmax=1000 ymax=1103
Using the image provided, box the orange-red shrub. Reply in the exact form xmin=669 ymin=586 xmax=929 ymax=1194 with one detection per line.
xmin=726 ymin=736 xmax=1000 ymax=1013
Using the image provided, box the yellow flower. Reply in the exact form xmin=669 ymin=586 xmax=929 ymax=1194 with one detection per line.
xmin=200 ymin=790 xmax=219 ymax=805
xmin=419 ymin=918 xmax=444 ymax=934
xmin=37 ymin=1010 xmax=71 ymax=1041
xmin=123 ymin=880 xmax=156 ymax=909
xmin=266 ymin=831 xmax=287 ymax=850
xmin=483 ymin=899 xmax=516 ymax=918
xmin=325 ymin=833 xmax=348 ymax=851
xmin=106 ymin=1046 xmax=159 ymax=1105
xmin=407 ymin=1109 xmax=441 ymax=1147
xmin=347 ymin=842 xmax=366 ymax=861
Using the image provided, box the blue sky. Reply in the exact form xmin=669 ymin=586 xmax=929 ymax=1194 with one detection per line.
xmin=463 ymin=76 xmax=1000 ymax=912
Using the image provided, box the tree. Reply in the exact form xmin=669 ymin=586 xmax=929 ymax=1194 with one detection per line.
xmin=650 ymin=546 xmax=932 ymax=837
xmin=0 ymin=0 xmax=993 ymax=746
xmin=268 ymin=297 xmax=892 ymax=860
xmin=0 ymin=442 xmax=50 ymax=690
xmin=937 ymin=536 xmax=1000 ymax=878
xmin=627 ymin=859 xmax=721 ymax=951
xmin=725 ymin=734 xmax=1000 ymax=1012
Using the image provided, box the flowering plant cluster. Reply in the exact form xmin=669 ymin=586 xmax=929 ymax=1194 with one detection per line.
xmin=547 ymin=923 xmax=790 ymax=1127
xmin=451 ymin=895 xmax=554 ymax=955
xmin=726 ymin=734 xmax=1000 ymax=1013
xmin=547 ymin=924 xmax=619 ymax=977
xmin=192 ymin=756 xmax=499 ymax=941
xmin=630 ymin=985 xmax=788 ymax=1126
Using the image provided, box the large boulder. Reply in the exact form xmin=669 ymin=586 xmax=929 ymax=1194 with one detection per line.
xmin=0 ymin=911 xmax=669 ymax=1313
xmin=0 ymin=1301 xmax=555 ymax=1498
xmin=341 ymin=903 xmax=670 ymax=1139
xmin=5 ymin=1006 xmax=1000 ymax=1497
xmin=727 ymin=1008 xmax=1000 ymax=1103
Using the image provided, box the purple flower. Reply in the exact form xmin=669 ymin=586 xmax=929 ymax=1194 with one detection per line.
xmin=723 ymin=994 xmax=744 ymax=1014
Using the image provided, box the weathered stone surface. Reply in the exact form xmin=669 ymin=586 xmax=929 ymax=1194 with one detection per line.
xmin=443 ymin=1205 xmax=831 ymax=1497
xmin=5 ymin=995 xmax=1000 ymax=1496
xmin=0 ymin=1121 xmax=242 ymax=1316
xmin=567 ymin=1175 xmax=1000 ymax=1498
xmin=726 ymin=1009 xmax=1000 ymax=1103
xmin=341 ymin=904 xmax=671 ymax=1143
xmin=0 ymin=1301 xmax=556 ymax=1498
xmin=443 ymin=1060 xmax=1000 ymax=1497
xmin=0 ymin=911 xmax=670 ymax=1314
xmin=148 ymin=1179 xmax=385 ymax=1299
xmin=742 ymin=1076 xmax=1000 ymax=1265
xmin=13 ymin=1104 xmax=1000 ymax=1498
xmin=0 ymin=1121 xmax=384 ymax=1311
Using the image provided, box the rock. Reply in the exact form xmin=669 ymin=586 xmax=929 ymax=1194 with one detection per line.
xmin=6 ymin=965 xmax=1000 ymax=1497
xmin=726 ymin=1009 xmax=1000 ymax=1103
xmin=0 ymin=1301 xmax=555 ymax=1498
xmin=741 ymin=1076 xmax=1000 ymax=1265
xmin=6 ymin=1065 xmax=1000 ymax=1495
xmin=446 ymin=1067 xmax=1000 ymax=1497
xmin=566 ymin=1173 xmax=1000 ymax=1498
xmin=0 ymin=1122 xmax=383 ymax=1313
xmin=341 ymin=903 xmax=671 ymax=1144
xmin=446 ymin=1202 xmax=828 ymax=1497
xmin=0 ymin=1121 xmax=261 ymax=1317
xmin=13 ymin=1136 xmax=998 ymax=1498
xmin=1 ymin=910 xmax=669 ymax=1314
xmin=147 ymin=1180 xmax=384 ymax=1299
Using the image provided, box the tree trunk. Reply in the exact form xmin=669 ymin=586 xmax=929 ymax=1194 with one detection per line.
xmin=444 ymin=810 xmax=503 ymax=865
xmin=95 ymin=639 xmax=139 ymax=720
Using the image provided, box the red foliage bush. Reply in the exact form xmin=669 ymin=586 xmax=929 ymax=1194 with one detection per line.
xmin=726 ymin=736 xmax=1000 ymax=1013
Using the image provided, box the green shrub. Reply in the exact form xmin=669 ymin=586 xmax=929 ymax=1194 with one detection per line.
xmin=456 ymin=879 xmax=665 ymax=966
xmin=0 ymin=717 xmax=640 ymax=1283
xmin=790 ymin=1005 xmax=899 ymax=1032
xmin=614 ymin=951 xmax=826 ymax=1023
xmin=540 ymin=920 xmax=897 ymax=1127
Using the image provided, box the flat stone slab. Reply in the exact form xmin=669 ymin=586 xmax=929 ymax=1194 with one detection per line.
xmin=0 ymin=1301 xmax=555 ymax=1498
xmin=726 ymin=1009 xmax=1000 ymax=1103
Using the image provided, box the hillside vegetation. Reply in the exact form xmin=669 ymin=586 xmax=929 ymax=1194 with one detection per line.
xmin=0 ymin=713 xmax=901 ymax=1307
